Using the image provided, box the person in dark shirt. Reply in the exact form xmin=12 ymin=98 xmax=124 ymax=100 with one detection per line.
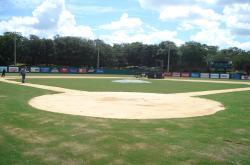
xmin=20 ymin=67 xmax=27 ymax=83
xmin=1 ymin=69 xmax=6 ymax=77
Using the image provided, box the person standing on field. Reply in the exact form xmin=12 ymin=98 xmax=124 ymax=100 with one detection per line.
xmin=1 ymin=69 xmax=6 ymax=77
xmin=20 ymin=67 xmax=27 ymax=83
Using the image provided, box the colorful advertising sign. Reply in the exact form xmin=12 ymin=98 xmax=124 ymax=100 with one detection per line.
xmin=8 ymin=67 xmax=19 ymax=72
xmin=220 ymin=74 xmax=230 ymax=79
xmin=59 ymin=67 xmax=69 ymax=73
xmin=51 ymin=67 xmax=59 ymax=73
xmin=241 ymin=75 xmax=250 ymax=80
xmin=200 ymin=73 xmax=210 ymax=78
xmin=78 ymin=68 xmax=87 ymax=73
xmin=230 ymin=73 xmax=241 ymax=79
xmin=69 ymin=67 xmax=78 ymax=73
xmin=210 ymin=73 xmax=220 ymax=79
xmin=163 ymin=72 xmax=172 ymax=77
xmin=181 ymin=72 xmax=190 ymax=77
xmin=172 ymin=72 xmax=181 ymax=77
xmin=191 ymin=73 xmax=200 ymax=78
xmin=0 ymin=66 xmax=7 ymax=72
xmin=30 ymin=67 xmax=40 ymax=72
xmin=96 ymin=69 xmax=104 ymax=73
xmin=87 ymin=68 xmax=95 ymax=73
xmin=40 ymin=67 xmax=50 ymax=73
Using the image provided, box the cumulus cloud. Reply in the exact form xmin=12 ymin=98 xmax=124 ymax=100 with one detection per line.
xmin=190 ymin=27 xmax=236 ymax=47
xmin=159 ymin=5 xmax=221 ymax=21
xmin=100 ymin=13 xmax=143 ymax=31
xmin=0 ymin=0 xmax=94 ymax=39
xmin=99 ymin=13 xmax=183 ymax=45
xmin=138 ymin=0 xmax=250 ymax=50
xmin=223 ymin=4 xmax=250 ymax=36
xmin=100 ymin=29 xmax=183 ymax=45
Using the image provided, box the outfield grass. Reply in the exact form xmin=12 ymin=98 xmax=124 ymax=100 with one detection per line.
xmin=0 ymin=79 xmax=250 ymax=165
xmin=15 ymin=78 xmax=249 ymax=94
xmin=6 ymin=73 xmax=133 ymax=77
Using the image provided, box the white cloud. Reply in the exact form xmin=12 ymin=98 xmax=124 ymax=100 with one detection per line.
xmin=0 ymin=0 xmax=94 ymax=39
xmin=99 ymin=13 xmax=183 ymax=45
xmin=57 ymin=10 xmax=94 ymax=38
xmin=223 ymin=4 xmax=250 ymax=36
xmin=138 ymin=0 xmax=250 ymax=50
xmin=236 ymin=41 xmax=250 ymax=50
xmin=100 ymin=13 xmax=143 ymax=31
xmin=100 ymin=29 xmax=183 ymax=45
xmin=190 ymin=22 xmax=250 ymax=50
xmin=190 ymin=28 xmax=236 ymax=47
xmin=32 ymin=0 xmax=62 ymax=29
xmin=159 ymin=5 xmax=221 ymax=21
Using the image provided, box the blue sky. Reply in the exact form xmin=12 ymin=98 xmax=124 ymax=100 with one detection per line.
xmin=0 ymin=0 xmax=250 ymax=50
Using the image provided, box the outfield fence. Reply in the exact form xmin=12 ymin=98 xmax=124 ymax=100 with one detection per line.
xmin=1 ymin=66 xmax=250 ymax=80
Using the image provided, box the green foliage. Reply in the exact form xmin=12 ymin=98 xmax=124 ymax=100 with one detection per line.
xmin=0 ymin=32 xmax=250 ymax=73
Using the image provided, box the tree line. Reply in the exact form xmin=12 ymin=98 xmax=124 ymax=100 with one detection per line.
xmin=0 ymin=32 xmax=250 ymax=73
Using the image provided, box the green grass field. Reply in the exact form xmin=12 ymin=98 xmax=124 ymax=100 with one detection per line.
xmin=13 ymin=78 xmax=250 ymax=93
xmin=0 ymin=76 xmax=250 ymax=165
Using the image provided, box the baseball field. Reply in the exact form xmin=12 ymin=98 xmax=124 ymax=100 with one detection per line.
xmin=0 ymin=74 xmax=250 ymax=164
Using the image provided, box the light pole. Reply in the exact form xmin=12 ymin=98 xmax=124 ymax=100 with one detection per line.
xmin=167 ymin=44 xmax=170 ymax=73
xmin=97 ymin=46 xmax=100 ymax=69
xmin=14 ymin=35 xmax=16 ymax=66
xmin=94 ymin=40 xmax=100 ymax=69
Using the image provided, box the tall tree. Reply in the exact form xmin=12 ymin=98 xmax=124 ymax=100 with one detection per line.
xmin=179 ymin=41 xmax=207 ymax=72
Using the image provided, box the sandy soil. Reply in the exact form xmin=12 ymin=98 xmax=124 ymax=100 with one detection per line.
xmin=1 ymin=77 xmax=250 ymax=119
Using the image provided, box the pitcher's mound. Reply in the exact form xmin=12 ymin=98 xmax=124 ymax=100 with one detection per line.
xmin=29 ymin=91 xmax=224 ymax=119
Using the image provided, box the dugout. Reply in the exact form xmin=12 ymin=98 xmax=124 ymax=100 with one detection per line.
xmin=147 ymin=71 xmax=164 ymax=79
xmin=146 ymin=67 xmax=164 ymax=79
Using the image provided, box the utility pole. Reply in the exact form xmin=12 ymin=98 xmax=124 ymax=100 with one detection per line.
xmin=167 ymin=44 xmax=170 ymax=73
xmin=14 ymin=35 xmax=16 ymax=66
xmin=97 ymin=47 xmax=100 ymax=69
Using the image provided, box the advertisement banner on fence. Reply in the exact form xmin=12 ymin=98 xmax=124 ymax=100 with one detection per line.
xmin=96 ymin=69 xmax=104 ymax=73
xmin=181 ymin=72 xmax=190 ymax=77
xmin=69 ymin=67 xmax=78 ymax=73
xmin=8 ymin=66 xmax=19 ymax=72
xmin=40 ymin=67 xmax=50 ymax=73
xmin=30 ymin=67 xmax=40 ymax=72
xmin=60 ymin=67 xmax=68 ymax=73
xmin=241 ymin=75 xmax=250 ymax=80
xmin=78 ymin=68 xmax=87 ymax=73
xmin=191 ymin=73 xmax=200 ymax=78
xmin=51 ymin=67 xmax=59 ymax=73
xmin=172 ymin=72 xmax=181 ymax=77
xmin=88 ymin=68 xmax=95 ymax=73
xmin=200 ymin=73 xmax=210 ymax=78
xmin=230 ymin=73 xmax=241 ymax=79
xmin=210 ymin=73 xmax=220 ymax=79
xmin=220 ymin=74 xmax=230 ymax=79
xmin=0 ymin=66 xmax=7 ymax=72
xmin=163 ymin=72 xmax=172 ymax=77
